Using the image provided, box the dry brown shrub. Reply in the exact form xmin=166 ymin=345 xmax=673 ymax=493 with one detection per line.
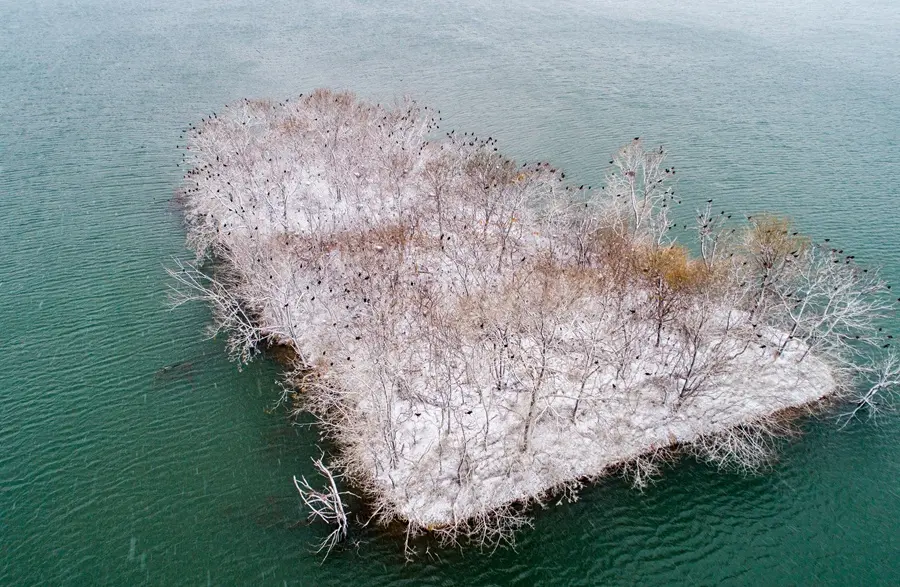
xmin=744 ymin=215 xmax=809 ymax=270
xmin=306 ymin=88 xmax=355 ymax=110
xmin=585 ymin=224 xmax=638 ymax=287
xmin=636 ymin=244 xmax=712 ymax=293
xmin=277 ymin=115 xmax=309 ymax=135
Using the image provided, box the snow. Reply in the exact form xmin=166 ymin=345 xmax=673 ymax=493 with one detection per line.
xmin=177 ymin=91 xmax=838 ymax=532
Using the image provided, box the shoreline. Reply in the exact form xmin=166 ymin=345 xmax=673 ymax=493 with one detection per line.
xmin=270 ymin=334 xmax=836 ymax=541
xmin=171 ymin=89 xmax=891 ymax=552
xmin=261 ymin=335 xmax=835 ymax=541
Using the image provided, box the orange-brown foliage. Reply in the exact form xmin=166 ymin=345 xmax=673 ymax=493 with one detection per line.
xmin=635 ymin=244 xmax=711 ymax=293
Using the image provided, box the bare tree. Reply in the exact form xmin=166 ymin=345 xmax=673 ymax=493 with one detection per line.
xmin=767 ymin=245 xmax=892 ymax=362
xmin=740 ymin=215 xmax=809 ymax=322
xmin=838 ymin=352 xmax=900 ymax=428
xmin=170 ymin=89 xmax=896 ymax=556
xmin=605 ymin=138 xmax=675 ymax=245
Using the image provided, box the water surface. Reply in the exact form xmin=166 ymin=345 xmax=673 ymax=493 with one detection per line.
xmin=1 ymin=0 xmax=898 ymax=584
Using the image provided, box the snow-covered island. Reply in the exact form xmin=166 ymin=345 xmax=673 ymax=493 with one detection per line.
xmin=172 ymin=89 xmax=898 ymax=555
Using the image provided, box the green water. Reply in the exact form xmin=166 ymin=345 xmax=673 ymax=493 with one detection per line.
xmin=2 ymin=0 xmax=898 ymax=584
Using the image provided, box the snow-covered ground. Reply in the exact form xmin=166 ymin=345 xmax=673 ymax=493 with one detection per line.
xmin=176 ymin=91 xmax=848 ymax=537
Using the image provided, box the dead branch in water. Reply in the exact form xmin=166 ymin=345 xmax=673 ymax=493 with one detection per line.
xmin=292 ymin=453 xmax=352 ymax=559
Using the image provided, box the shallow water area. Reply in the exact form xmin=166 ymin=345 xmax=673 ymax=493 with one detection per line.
xmin=1 ymin=0 xmax=898 ymax=584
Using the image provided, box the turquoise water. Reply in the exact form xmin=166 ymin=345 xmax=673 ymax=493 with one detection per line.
xmin=1 ymin=0 xmax=898 ymax=584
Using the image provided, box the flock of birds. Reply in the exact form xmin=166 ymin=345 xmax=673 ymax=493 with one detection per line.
xmin=175 ymin=95 xmax=900 ymax=354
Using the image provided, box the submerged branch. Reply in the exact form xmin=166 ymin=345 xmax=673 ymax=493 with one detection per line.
xmin=292 ymin=453 xmax=352 ymax=559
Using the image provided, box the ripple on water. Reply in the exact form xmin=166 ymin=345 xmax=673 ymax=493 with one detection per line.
xmin=1 ymin=0 xmax=899 ymax=585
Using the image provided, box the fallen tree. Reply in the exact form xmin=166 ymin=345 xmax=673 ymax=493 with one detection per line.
xmin=170 ymin=89 xmax=899 ymax=556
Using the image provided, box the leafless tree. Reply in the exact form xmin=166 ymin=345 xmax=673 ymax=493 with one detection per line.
xmin=170 ymin=89 xmax=898 ymax=556
xmin=838 ymin=352 xmax=900 ymax=428
xmin=605 ymin=138 xmax=675 ymax=245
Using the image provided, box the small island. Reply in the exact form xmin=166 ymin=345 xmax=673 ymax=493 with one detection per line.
xmin=172 ymin=89 xmax=897 ymax=556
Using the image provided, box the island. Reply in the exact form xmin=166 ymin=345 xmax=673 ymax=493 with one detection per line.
xmin=171 ymin=89 xmax=897 ymax=557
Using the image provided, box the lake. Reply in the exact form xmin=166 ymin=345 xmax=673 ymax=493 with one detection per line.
xmin=1 ymin=0 xmax=898 ymax=584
